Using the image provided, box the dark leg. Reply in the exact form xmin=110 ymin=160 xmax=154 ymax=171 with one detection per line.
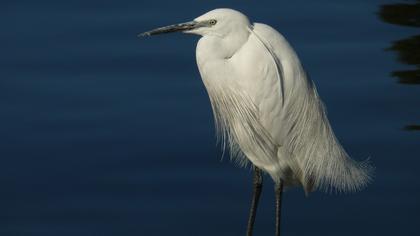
xmin=246 ymin=166 xmax=263 ymax=236
xmin=275 ymin=180 xmax=284 ymax=236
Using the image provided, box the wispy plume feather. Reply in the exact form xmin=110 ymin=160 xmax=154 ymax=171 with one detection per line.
xmin=282 ymin=77 xmax=373 ymax=193
xmin=204 ymin=80 xmax=278 ymax=170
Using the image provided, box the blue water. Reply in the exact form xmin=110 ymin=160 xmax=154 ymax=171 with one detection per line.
xmin=1 ymin=0 xmax=419 ymax=235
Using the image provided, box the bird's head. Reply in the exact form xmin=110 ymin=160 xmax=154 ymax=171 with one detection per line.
xmin=139 ymin=8 xmax=251 ymax=38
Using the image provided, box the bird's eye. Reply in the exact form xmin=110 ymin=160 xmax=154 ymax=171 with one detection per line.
xmin=209 ymin=19 xmax=217 ymax=26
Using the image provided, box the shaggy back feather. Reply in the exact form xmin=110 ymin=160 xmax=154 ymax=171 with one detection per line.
xmin=282 ymin=77 xmax=373 ymax=192
xmin=252 ymin=26 xmax=373 ymax=193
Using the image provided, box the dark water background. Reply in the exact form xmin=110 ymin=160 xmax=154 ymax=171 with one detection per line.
xmin=1 ymin=0 xmax=419 ymax=235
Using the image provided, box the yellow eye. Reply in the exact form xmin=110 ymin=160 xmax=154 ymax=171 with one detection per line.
xmin=209 ymin=19 xmax=217 ymax=25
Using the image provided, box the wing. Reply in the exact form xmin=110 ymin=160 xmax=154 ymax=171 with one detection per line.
xmin=250 ymin=23 xmax=372 ymax=192
xmin=196 ymin=35 xmax=280 ymax=172
xmin=219 ymin=24 xmax=302 ymax=183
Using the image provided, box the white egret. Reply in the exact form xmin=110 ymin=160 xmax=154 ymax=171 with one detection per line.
xmin=139 ymin=8 xmax=372 ymax=236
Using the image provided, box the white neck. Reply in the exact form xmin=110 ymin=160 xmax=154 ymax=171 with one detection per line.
xmin=196 ymin=28 xmax=250 ymax=62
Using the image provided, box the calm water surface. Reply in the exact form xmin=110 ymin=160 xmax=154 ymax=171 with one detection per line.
xmin=1 ymin=0 xmax=419 ymax=235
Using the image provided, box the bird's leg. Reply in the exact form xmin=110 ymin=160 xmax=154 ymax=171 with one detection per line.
xmin=275 ymin=180 xmax=284 ymax=236
xmin=246 ymin=165 xmax=263 ymax=236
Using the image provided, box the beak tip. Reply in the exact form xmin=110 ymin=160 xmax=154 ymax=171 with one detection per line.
xmin=137 ymin=21 xmax=197 ymax=38
xmin=138 ymin=32 xmax=150 ymax=37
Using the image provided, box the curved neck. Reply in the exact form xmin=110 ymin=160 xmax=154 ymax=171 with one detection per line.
xmin=196 ymin=28 xmax=250 ymax=61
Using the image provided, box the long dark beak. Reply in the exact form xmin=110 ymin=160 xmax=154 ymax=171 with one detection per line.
xmin=138 ymin=21 xmax=199 ymax=37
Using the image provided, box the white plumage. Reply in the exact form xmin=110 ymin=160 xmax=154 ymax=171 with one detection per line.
xmin=140 ymin=8 xmax=372 ymax=194
xmin=192 ymin=9 xmax=372 ymax=193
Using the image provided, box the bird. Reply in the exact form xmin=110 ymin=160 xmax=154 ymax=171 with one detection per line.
xmin=139 ymin=8 xmax=372 ymax=236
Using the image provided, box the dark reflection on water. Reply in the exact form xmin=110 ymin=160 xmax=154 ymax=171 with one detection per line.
xmin=386 ymin=35 xmax=420 ymax=84
xmin=404 ymin=124 xmax=420 ymax=131
xmin=378 ymin=0 xmax=420 ymax=131
xmin=379 ymin=1 xmax=419 ymax=27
